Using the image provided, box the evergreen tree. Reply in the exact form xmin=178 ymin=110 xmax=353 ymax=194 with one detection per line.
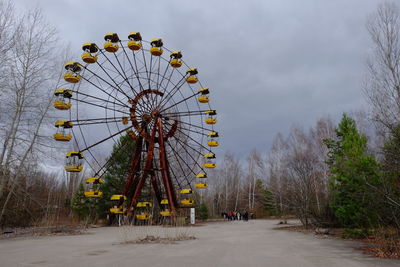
xmin=96 ymin=134 xmax=136 ymax=218
xmin=71 ymin=183 xmax=93 ymax=220
xmin=324 ymin=114 xmax=380 ymax=228
xmin=198 ymin=202 xmax=209 ymax=220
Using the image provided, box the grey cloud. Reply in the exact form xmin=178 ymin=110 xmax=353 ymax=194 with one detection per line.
xmin=14 ymin=0 xmax=384 ymax=157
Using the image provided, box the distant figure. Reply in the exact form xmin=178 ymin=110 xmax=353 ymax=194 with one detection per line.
xmin=237 ymin=212 xmax=241 ymax=220
xmin=229 ymin=211 xmax=233 ymax=221
xmin=243 ymin=211 xmax=249 ymax=221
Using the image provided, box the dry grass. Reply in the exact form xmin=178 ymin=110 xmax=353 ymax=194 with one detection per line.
xmin=118 ymin=224 xmax=196 ymax=244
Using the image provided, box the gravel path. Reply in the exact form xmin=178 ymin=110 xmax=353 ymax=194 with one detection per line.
xmin=0 ymin=219 xmax=399 ymax=267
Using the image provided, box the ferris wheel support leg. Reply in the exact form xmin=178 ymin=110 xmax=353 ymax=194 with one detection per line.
xmin=127 ymin=124 xmax=157 ymax=217
xmin=157 ymin=118 xmax=179 ymax=214
xmin=121 ymin=136 xmax=144 ymax=206
xmin=151 ymin=173 xmax=163 ymax=206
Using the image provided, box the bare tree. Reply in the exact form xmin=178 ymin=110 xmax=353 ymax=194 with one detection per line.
xmin=365 ymin=2 xmax=400 ymax=134
xmin=0 ymin=6 xmax=67 ymax=225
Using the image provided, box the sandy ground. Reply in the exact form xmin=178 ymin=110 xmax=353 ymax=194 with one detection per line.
xmin=0 ymin=219 xmax=399 ymax=267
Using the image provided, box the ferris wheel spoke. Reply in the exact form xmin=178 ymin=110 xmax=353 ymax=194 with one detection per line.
xmin=163 ymin=119 xmax=210 ymax=152
xmin=79 ymin=125 xmax=133 ymax=153
xmin=166 ymin=141 xmax=193 ymax=189
xmin=156 ymin=75 xmax=187 ymax=109
xmin=167 ymin=118 xmax=214 ymax=132
xmin=112 ymin=52 xmax=137 ymax=94
xmin=80 ymin=75 xmax=128 ymax=107
xmin=131 ymin=50 xmax=154 ymax=112
xmin=70 ymin=116 xmax=130 ymax=124
xmin=83 ymin=64 xmax=132 ymax=103
xmin=172 ymin=124 xmax=207 ymax=136
xmin=74 ymin=119 xmax=127 ymax=126
xmin=155 ymin=61 xmax=172 ymax=108
xmin=94 ymin=135 xmax=134 ymax=177
xmin=158 ymin=91 xmax=200 ymax=113
xmin=119 ymin=42 xmax=145 ymax=94
xmin=98 ymin=49 xmax=134 ymax=91
xmin=72 ymin=90 xmax=129 ymax=109
xmin=158 ymin=67 xmax=175 ymax=99
xmin=71 ymin=97 xmax=130 ymax=115
xmin=165 ymin=157 xmax=184 ymax=190
xmin=167 ymin=137 xmax=206 ymax=174
xmin=162 ymin=110 xmax=209 ymax=117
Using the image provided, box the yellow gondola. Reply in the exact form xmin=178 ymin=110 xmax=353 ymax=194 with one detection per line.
xmin=161 ymin=199 xmax=169 ymax=205
xmin=136 ymin=213 xmax=151 ymax=220
xmin=81 ymin=52 xmax=98 ymax=63
xmin=110 ymin=194 xmax=126 ymax=214
xmin=150 ymin=38 xmax=163 ymax=56
xmin=84 ymin=191 xmax=103 ymax=197
xmin=207 ymin=131 xmax=219 ymax=138
xmin=53 ymin=120 xmax=73 ymax=141
xmin=110 ymin=207 xmax=126 ymax=214
xmin=198 ymin=88 xmax=209 ymax=95
xmin=63 ymin=72 xmax=81 ymax=83
xmin=204 ymin=110 xmax=217 ymax=115
xmin=180 ymin=188 xmax=193 ymax=194
xmin=198 ymin=96 xmax=209 ymax=103
xmin=104 ymin=32 xmax=119 ymax=53
xmin=84 ymin=177 xmax=104 ymax=198
xmin=170 ymin=51 xmax=182 ymax=68
xmin=81 ymin=43 xmax=98 ymax=63
xmin=196 ymin=183 xmax=208 ymax=189
xmin=64 ymin=61 xmax=82 ymax=83
xmin=208 ymin=140 xmax=220 ymax=147
xmin=160 ymin=210 xmax=171 ymax=216
xmin=196 ymin=172 xmax=207 ymax=178
xmin=204 ymin=153 xmax=216 ymax=159
xmin=205 ymin=118 xmax=217 ymax=125
xmin=64 ymin=152 xmax=84 ymax=172
xmin=186 ymin=68 xmax=198 ymax=84
xmin=181 ymin=199 xmax=195 ymax=206
xmin=53 ymin=88 xmax=73 ymax=110
xmin=110 ymin=194 xmax=126 ymax=201
xmin=204 ymin=162 xmax=216 ymax=168
xmin=136 ymin=202 xmax=152 ymax=208
xmin=128 ymin=32 xmax=142 ymax=50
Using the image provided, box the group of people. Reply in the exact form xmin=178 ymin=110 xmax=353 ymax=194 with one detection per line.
xmin=222 ymin=211 xmax=249 ymax=221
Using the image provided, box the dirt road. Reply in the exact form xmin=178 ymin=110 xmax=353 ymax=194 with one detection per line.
xmin=0 ymin=220 xmax=398 ymax=267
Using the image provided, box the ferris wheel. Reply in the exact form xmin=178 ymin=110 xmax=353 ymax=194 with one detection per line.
xmin=53 ymin=32 xmax=219 ymax=219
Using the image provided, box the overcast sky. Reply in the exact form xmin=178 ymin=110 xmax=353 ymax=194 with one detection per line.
xmin=14 ymin=0 xmax=384 ymax=159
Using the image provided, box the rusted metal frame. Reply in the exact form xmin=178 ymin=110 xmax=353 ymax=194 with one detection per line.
xmin=157 ymin=118 xmax=179 ymax=211
xmin=128 ymin=123 xmax=157 ymax=214
xmin=119 ymin=135 xmax=144 ymax=206
xmin=150 ymin=166 xmax=163 ymax=206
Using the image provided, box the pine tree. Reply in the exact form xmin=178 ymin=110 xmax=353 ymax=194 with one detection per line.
xmin=71 ymin=183 xmax=93 ymax=220
xmin=324 ymin=114 xmax=380 ymax=228
xmin=96 ymin=134 xmax=136 ymax=218
xmin=198 ymin=202 xmax=209 ymax=220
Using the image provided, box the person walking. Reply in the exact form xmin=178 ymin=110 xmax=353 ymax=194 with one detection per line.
xmin=243 ymin=211 xmax=248 ymax=221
